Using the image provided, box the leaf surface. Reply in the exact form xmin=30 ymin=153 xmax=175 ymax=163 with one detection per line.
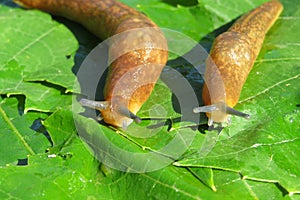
xmin=0 ymin=0 xmax=299 ymax=199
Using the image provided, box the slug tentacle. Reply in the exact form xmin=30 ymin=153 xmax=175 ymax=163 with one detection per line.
xmin=195 ymin=0 xmax=283 ymax=126
xmin=118 ymin=106 xmax=142 ymax=124
xmin=225 ymin=106 xmax=250 ymax=119
xmin=80 ymin=98 xmax=141 ymax=126
xmin=193 ymin=102 xmax=250 ymax=126
xmin=79 ymin=99 xmax=109 ymax=111
xmin=15 ymin=0 xmax=168 ymax=127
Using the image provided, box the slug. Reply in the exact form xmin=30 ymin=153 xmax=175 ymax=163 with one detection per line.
xmin=193 ymin=0 xmax=283 ymax=126
xmin=14 ymin=0 xmax=168 ymax=128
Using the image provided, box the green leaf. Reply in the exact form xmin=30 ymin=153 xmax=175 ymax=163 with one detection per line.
xmin=74 ymin=114 xmax=175 ymax=172
xmin=0 ymin=8 xmax=78 ymax=89
xmin=137 ymin=79 xmax=181 ymax=119
xmin=3 ymin=103 xmax=290 ymax=199
xmin=121 ymin=0 xmax=270 ymax=41
xmin=1 ymin=0 xmax=299 ymax=199
xmin=0 ymin=109 xmax=211 ymax=199
xmin=209 ymin=169 xmax=290 ymax=199
xmin=0 ymin=5 xmax=78 ymax=112
xmin=0 ymin=147 xmax=102 ymax=199
xmin=189 ymin=167 xmax=216 ymax=191
xmin=0 ymin=97 xmax=50 ymax=166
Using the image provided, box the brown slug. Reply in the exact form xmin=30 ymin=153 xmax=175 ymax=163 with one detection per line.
xmin=193 ymin=0 xmax=283 ymax=126
xmin=14 ymin=0 xmax=168 ymax=128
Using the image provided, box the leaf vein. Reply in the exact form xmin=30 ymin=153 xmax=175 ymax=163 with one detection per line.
xmin=256 ymin=57 xmax=300 ymax=62
xmin=243 ymin=180 xmax=259 ymax=200
xmin=0 ymin=102 xmax=35 ymax=155
xmin=8 ymin=26 xmax=57 ymax=64
xmin=239 ymin=73 xmax=300 ymax=103
xmin=141 ymin=173 xmax=202 ymax=200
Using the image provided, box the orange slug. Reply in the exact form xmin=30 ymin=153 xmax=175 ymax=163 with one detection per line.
xmin=193 ymin=0 xmax=283 ymax=126
xmin=14 ymin=0 xmax=168 ymax=128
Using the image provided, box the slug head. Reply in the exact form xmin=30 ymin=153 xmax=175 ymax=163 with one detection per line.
xmin=193 ymin=101 xmax=250 ymax=126
xmin=80 ymin=97 xmax=141 ymax=129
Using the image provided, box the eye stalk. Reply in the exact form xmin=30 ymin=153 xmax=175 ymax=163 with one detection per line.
xmin=80 ymin=99 xmax=109 ymax=111
xmin=80 ymin=98 xmax=141 ymax=129
xmin=193 ymin=102 xmax=250 ymax=126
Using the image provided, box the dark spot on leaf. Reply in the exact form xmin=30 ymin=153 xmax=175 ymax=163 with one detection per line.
xmin=296 ymin=104 xmax=300 ymax=107
xmin=17 ymin=158 xmax=28 ymax=166
xmin=65 ymin=55 xmax=71 ymax=59
xmin=197 ymin=124 xmax=209 ymax=133
xmin=26 ymin=81 xmax=68 ymax=94
xmin=59 ymin=153 xmax=73 ymax=160
xmin=16 ymin=95 xmax=25 ymax=115
xmin=162 ymin=0 xmax=198 ymax=7
xmin=238 ymin=172 xmax=244 ymax=179
xmin=207 ymin=125 xmax=223 ymax=134
xmin=30 ymin=118 xmax=53 ymax=146
xmin=275 ymin=182 xmax=289 ymax=196
xmin=40 ymin=81 xmax=68 ymax=94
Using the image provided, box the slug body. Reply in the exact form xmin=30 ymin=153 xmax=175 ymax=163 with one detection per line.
xmin=194 ymin=0 xmax=283 ymax=125
xmin=15 ymin=0 xmax=168 ymax=128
